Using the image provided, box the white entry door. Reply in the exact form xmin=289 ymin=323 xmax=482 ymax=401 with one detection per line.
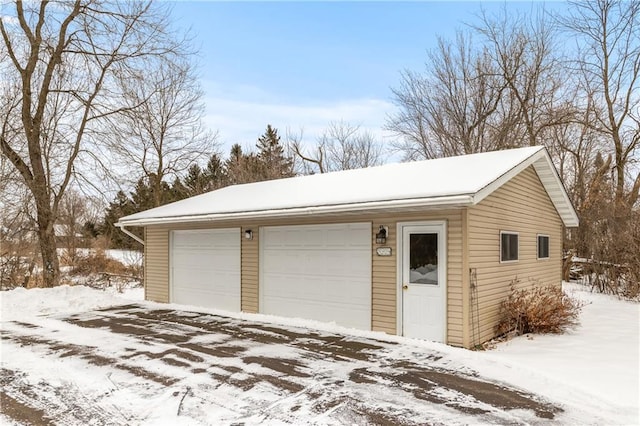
xmin=170 ymin=229 xmax=241 ymax=311
xmin=400 ymin=223 xmax=446 ymax=341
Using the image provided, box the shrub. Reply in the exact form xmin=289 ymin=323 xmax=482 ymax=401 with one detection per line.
xmin=496 ymin=279 xmax=585 ymax=337
xmin=70 ymin=251 xmax=130 ymax=276
xmin=0 ymin=239 xmax=39 ymax=289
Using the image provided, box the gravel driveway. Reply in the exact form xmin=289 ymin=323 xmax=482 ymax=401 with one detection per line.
xmin=1 ymin=303 xmax=562 ymax=425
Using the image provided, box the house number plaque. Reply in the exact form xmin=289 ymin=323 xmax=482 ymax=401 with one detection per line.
xmin=376 ymin=247 xmax=392 ymax=256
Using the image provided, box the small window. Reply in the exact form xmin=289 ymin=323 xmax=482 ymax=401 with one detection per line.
xmin=537 ymin=235 xmax=550 ymax=259
xmin=500 ymin=232 xmax=519 ymax=262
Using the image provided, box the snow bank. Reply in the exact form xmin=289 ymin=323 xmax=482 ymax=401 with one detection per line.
xmin=0 ymin=285 xmax=138 ymax=320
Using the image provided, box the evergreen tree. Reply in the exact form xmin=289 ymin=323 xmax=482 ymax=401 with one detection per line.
xmin=225 ymin=144 xmax=263 ymax=185
xmin=256 ymin=125 xmax=294 ymax=179
xmin=182 ymin=164 xmax=208 ymax=196
xmin=101 ymin=190 xmax=140 ymax=249
xmin=101 ymin=175 xmax=185 ymax=249
xmin=204 ymin=153 xmax=227 ymax=189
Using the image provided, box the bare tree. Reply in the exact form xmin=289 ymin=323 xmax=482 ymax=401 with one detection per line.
xmin=549 ymin=92 xmax=604 ymax=213
xmin=108 ymin=56 xmax=218 ymax=208
xmin=291 ymin=121 xmax=385 ymax=173
xmin=387 ymin=8 xmax=579 ymax=162
xmin=57 ymin=189 xmax=94 ymax=264
xmin=562 ymin=0 xmax=640 ymax=208
xmin=475 ymin=8 xmax=576 ymax=149
xmin=0 ymin=0 xmax=187 ymax=287
xmin=386 ymin=33 xmax=507 ymax=160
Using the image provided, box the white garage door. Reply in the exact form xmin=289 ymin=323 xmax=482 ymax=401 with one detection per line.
xmin=260 ymin=223 xmax=371 ymax=330
xmin=171 ymin=229 xmax=240 ymax=311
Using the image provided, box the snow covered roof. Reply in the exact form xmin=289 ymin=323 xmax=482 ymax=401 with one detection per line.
xmin=117 ymin=146 xmax=579 ymax=228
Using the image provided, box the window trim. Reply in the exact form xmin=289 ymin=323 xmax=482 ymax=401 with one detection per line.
xmin=537 ymin=234 xmax=550 ymax=260
xmin=500 ymin=231 xmax=519 ymax=263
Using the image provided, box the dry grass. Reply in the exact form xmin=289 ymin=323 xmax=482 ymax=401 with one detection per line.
xmin=496 ymin=279 xmax=585 ymax=337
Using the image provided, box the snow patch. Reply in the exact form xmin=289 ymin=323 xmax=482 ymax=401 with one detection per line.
xmin=0 ymin=281 xmax=638 ymax=425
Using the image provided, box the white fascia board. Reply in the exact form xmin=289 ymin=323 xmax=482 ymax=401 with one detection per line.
xmin=472 ymin=149 xmax=543 ymax=205
xmin=532 ymin=154 xmax=580 ymax=227
xmin=115 ymin=195 xmax=475 ymax=227
xmin=471 ymin=147 xmax=579 ymax=227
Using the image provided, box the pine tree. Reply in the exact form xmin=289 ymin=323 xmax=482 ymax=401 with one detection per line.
xmin=101 ymin=175 xmax=184 ymax=249
xmin=256 ymin=125 xmax=294 ymax=180
xmin=204 ymin=153 xmax=227 ymax=190
xmin=182 ymin=164 xmax=208 ymax=196
xmin=101 ymin=190 xmax=139 ymax=249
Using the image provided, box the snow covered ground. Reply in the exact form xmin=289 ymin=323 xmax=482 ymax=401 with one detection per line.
xmin=491 ymin=282 xmax=639 ymax=410
xmin=0 ymin=282 xmax=638 ymax=425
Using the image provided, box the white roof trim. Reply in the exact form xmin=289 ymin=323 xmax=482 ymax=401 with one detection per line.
xmin=117 ymin=147 xmax=579 ymax=228
xmin=116 ymin=195 xmax=475 ymax=227
xmin=471 ymin=148 xmax=579 ymax=227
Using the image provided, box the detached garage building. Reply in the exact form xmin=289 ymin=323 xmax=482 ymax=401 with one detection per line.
xmin=117 ymin=146 xmax=578 ymax=348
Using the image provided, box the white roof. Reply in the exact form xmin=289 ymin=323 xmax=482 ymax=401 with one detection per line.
xmin=117 ymin=146 xmax=579 ymax=227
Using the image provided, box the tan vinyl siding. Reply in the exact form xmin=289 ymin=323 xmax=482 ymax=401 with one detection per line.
xmin=142 ymin=210 xmax=465 ymax=346
xmin=241 ymin=226 xmax=259 ymax=313
xmin=460 ymin=209 xmax=471 ymax=348
xmin=144 ymin=227 xmax=169 ymax=303
xmin=371 ymin=220 xmax=397 ymax=335
xmin=468 ymin=166 xmax=563 ymax=345
xmin=371 ymin=210 xmax=464 ymax=347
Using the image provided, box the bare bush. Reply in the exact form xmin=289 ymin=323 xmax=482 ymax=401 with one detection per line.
xmin=70 ymin=252 xmax=130 ymax=277
xmin=571 ymin=210 xmax=640 ymax=300
xmin=62 ymin=250 xmax=142 ymax=292
xmin=496 ymin=279 xmax=585 ymax=337
xmin=0 ymin=188 xmax=39 ymax=289
xmin=0 ymin=240 xmax=38 ymax=289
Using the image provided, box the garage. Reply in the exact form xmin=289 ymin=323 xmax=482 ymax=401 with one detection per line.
xmin=170 ymin=229 xmax=241 ymax=311
xmin=260 ymin=223 xmax=371 ymax=330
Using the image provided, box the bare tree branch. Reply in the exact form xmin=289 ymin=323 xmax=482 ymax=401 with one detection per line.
xmin=1 ymin=0 xmax=198 ymax=286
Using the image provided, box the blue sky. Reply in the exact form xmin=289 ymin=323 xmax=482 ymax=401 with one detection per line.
xmin=170 ymin=1 xmax=565 ymax=154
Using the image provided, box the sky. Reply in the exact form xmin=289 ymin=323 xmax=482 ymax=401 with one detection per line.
xmin=169 ymin=1 xmax=568 ymax=156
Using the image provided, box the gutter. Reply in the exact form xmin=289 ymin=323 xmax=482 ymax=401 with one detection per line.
xmin=116 ymin=194 xmax=475 ymax=228
xmin=116 ymin=223 xmax=145 ymax=246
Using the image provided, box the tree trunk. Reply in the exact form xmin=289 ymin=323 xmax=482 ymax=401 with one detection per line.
xmin=35 ymin=203 xmax=60 ymax=288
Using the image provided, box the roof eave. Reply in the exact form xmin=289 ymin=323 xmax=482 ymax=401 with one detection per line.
xmin=471 ymin=147 xmax=579 ymax=227
xmin=116 ymin=194 xmax=475 ymax=227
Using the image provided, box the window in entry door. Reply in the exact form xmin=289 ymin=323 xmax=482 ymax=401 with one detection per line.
xmin=409 ymin=233 xmax=438 ymax=285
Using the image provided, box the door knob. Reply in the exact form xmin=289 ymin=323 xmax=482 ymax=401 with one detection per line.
xmin=402 ymin=285 xmax=408 ymax=290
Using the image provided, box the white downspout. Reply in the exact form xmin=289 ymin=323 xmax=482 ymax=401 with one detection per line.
xmin=116 ymin=224 xmax=145 ymax=246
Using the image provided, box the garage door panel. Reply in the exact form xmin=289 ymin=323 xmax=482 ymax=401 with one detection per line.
xmin=172 ymin=249 xmax=239 ymax=270
xmin=173 ymin=266 xmax=239 ymax=285
xmin=263 ymin=250 xmax=370 ymax=278
xmin=171 ymin=229 xmax=240 ymax=312
xmin=326 ymin=226 xmax=369 ymax=248
xmin=263 ymin=294 xmax=371 ymax=330
xmin=261 ymin=223 xmax=372 ymax=330
xmin=263 ymin=224 xmax=370 ymax=249
xmin=263 ymin=273 xmax=370 ymax=302
xmin=172 ymin=286 xmax=240 ymax=310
